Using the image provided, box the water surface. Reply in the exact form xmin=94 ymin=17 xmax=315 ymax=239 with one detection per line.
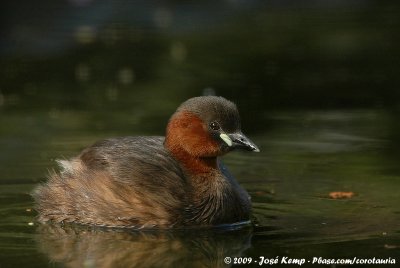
xmin=1 ymin=108 xmax=399 ymax=267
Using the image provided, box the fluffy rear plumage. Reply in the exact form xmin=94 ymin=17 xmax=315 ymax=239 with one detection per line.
xmin=33 ymin=137 xmax=187 ymax=228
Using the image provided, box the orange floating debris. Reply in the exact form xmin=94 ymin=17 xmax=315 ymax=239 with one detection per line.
xmin=328 ymin=191 xmax=355 ymax=199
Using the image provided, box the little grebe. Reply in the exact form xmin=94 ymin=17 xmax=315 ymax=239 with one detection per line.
xmin=33 ymin=96 xmax=259 ymax=228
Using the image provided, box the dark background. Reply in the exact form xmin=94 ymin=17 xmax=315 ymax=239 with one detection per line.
xmin=2 ymin=0 xmax=400 ymax=113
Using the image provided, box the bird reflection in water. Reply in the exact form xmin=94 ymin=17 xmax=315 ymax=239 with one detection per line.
xmin=35 ymin=223 xmax=252 ymax=267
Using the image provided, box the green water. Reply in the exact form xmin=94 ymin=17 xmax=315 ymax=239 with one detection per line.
xmin=1 ymin=108 xmax=399 ymax=267
xmin=2 ymin=1 xmax=400 ymax=267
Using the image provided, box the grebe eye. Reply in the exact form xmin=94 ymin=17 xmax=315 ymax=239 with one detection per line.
xmin=209 ymin=121 xmax=220 ymax=131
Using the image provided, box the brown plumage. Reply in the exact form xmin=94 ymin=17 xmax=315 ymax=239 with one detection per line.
xmin=33 ymin=96 xmax=259 ymax=228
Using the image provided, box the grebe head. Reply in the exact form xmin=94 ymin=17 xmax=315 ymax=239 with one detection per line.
xmin=165 ymin=96 xmax=259 ymax=158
